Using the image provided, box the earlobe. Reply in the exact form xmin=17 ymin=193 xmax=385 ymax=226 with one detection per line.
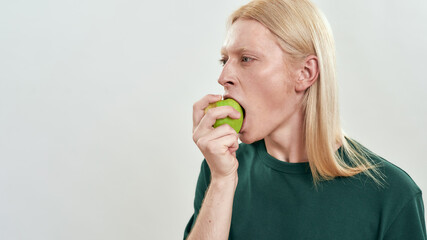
xmin=295 ymin=72 xmax=308 ymax=92
xmin=295 ymin=55 xmax=319 ymax=92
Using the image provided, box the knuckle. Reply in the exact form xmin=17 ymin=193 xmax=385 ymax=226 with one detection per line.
xmin=196 ymin=137 xmax=205 ymax=148
xmin=210 ymin=106 xmax=219 ymax=113
xmin=204 ymin=108 xmax=212 ymax=116
xmin=205 ymin=108 xmax=216 ymax=118
xmin=216 ymin=123 xmax=229 ymax=132
xmin=192 ymin=102 xmax=198 ymax=111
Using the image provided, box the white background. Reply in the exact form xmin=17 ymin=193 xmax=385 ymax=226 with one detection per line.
xmin=0 ymin=0 xmax=426 ymax=239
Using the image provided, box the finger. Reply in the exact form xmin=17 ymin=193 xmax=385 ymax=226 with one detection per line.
xmin=203 ymin=123 xmax=237 ymax=142
xmin=228 ymin=139 xmax=239 ymax=154
xmin=193 ymin=123 xmax=236 ymax=145
xmin=207 ymin=106 xmax=242 ymax=119
xmin=207 ymin=134 xmax=239 ymax=155
xmin=198 ymin=106 xmax=241 ymax=132
xmin=193 ymin=94 xmax=222 ymax=131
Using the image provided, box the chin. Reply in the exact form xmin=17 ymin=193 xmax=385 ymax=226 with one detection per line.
xmin=238 ymin=131 xmax=261 ymax=145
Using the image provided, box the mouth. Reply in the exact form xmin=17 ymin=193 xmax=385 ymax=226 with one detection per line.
xmin=240 ymin=111 xmax=247 ymax=133
xmin=241 ymin=105 xmax=246 ymax=118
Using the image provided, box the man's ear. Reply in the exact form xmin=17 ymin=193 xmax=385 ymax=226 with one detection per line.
xmin=295 ymin=55 xmax=319 ymax=92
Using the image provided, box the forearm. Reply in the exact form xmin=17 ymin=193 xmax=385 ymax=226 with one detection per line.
xmin=187 ymin=176 xmax=238 ymax=240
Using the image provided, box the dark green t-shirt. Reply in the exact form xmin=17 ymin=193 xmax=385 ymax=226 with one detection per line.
xmin=184 ymin=138 xmax=426 ymax=240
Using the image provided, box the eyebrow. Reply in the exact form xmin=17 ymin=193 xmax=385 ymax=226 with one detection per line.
xmin=221 ymin=47 xmax=264 ymax=57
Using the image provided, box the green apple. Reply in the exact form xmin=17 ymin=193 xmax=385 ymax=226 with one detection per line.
xmin=204 ymin=98 xmax=244 ymax=133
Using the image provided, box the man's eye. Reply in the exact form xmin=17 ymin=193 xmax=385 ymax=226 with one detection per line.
xmin=241 ymin=56 xmax=253 ymax=63
xmin=219 ymin=58 xmax=228 ymax=66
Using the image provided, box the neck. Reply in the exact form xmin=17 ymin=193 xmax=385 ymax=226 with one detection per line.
xmin=264 ymin=109 xmax=307 ymax=163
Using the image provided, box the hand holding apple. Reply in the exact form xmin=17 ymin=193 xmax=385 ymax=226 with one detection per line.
xmin=192 ymin=94 xmax=241 ymax=182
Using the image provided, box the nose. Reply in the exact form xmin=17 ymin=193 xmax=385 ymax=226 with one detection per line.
xmin=217 ymin=62 xmax=236 ymax=87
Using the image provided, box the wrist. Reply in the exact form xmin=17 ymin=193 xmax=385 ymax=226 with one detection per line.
xmin=211 ymin=173 xmax=238 ymax=189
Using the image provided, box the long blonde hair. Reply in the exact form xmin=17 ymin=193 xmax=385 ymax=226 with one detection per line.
xmin=229 ymin=0 xmax=385 ymax=187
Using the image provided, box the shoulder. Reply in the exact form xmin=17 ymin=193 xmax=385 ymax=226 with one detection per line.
xmin=354 ymin=145 xmax=426 ymax=235
xmin=347 ymin=138 xmax=422 ymax=198
xmin=380 ymin=158 xmax=421 ymax=194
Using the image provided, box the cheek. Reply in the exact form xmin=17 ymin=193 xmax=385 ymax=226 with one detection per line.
xmin=252 ymin=75 xmax=293 ymax=109
xmin=241 ymin=61 xmax=295 ymax=115
xmin=244 ymin=64 xmax=288 ymax=92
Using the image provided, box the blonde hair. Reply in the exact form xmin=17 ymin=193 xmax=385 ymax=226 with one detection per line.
xmin=229 ymin=0 xmax=385 ymax=187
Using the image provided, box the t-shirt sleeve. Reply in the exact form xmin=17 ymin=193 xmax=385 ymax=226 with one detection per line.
xmin=183 ymin=160 xmax=211 ymax=240
xmin=384 ymin=192 xmax=427 ymax=240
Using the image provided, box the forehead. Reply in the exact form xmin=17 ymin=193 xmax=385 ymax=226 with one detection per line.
xmin=221 ymin=18 xmax=280 ymax=55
